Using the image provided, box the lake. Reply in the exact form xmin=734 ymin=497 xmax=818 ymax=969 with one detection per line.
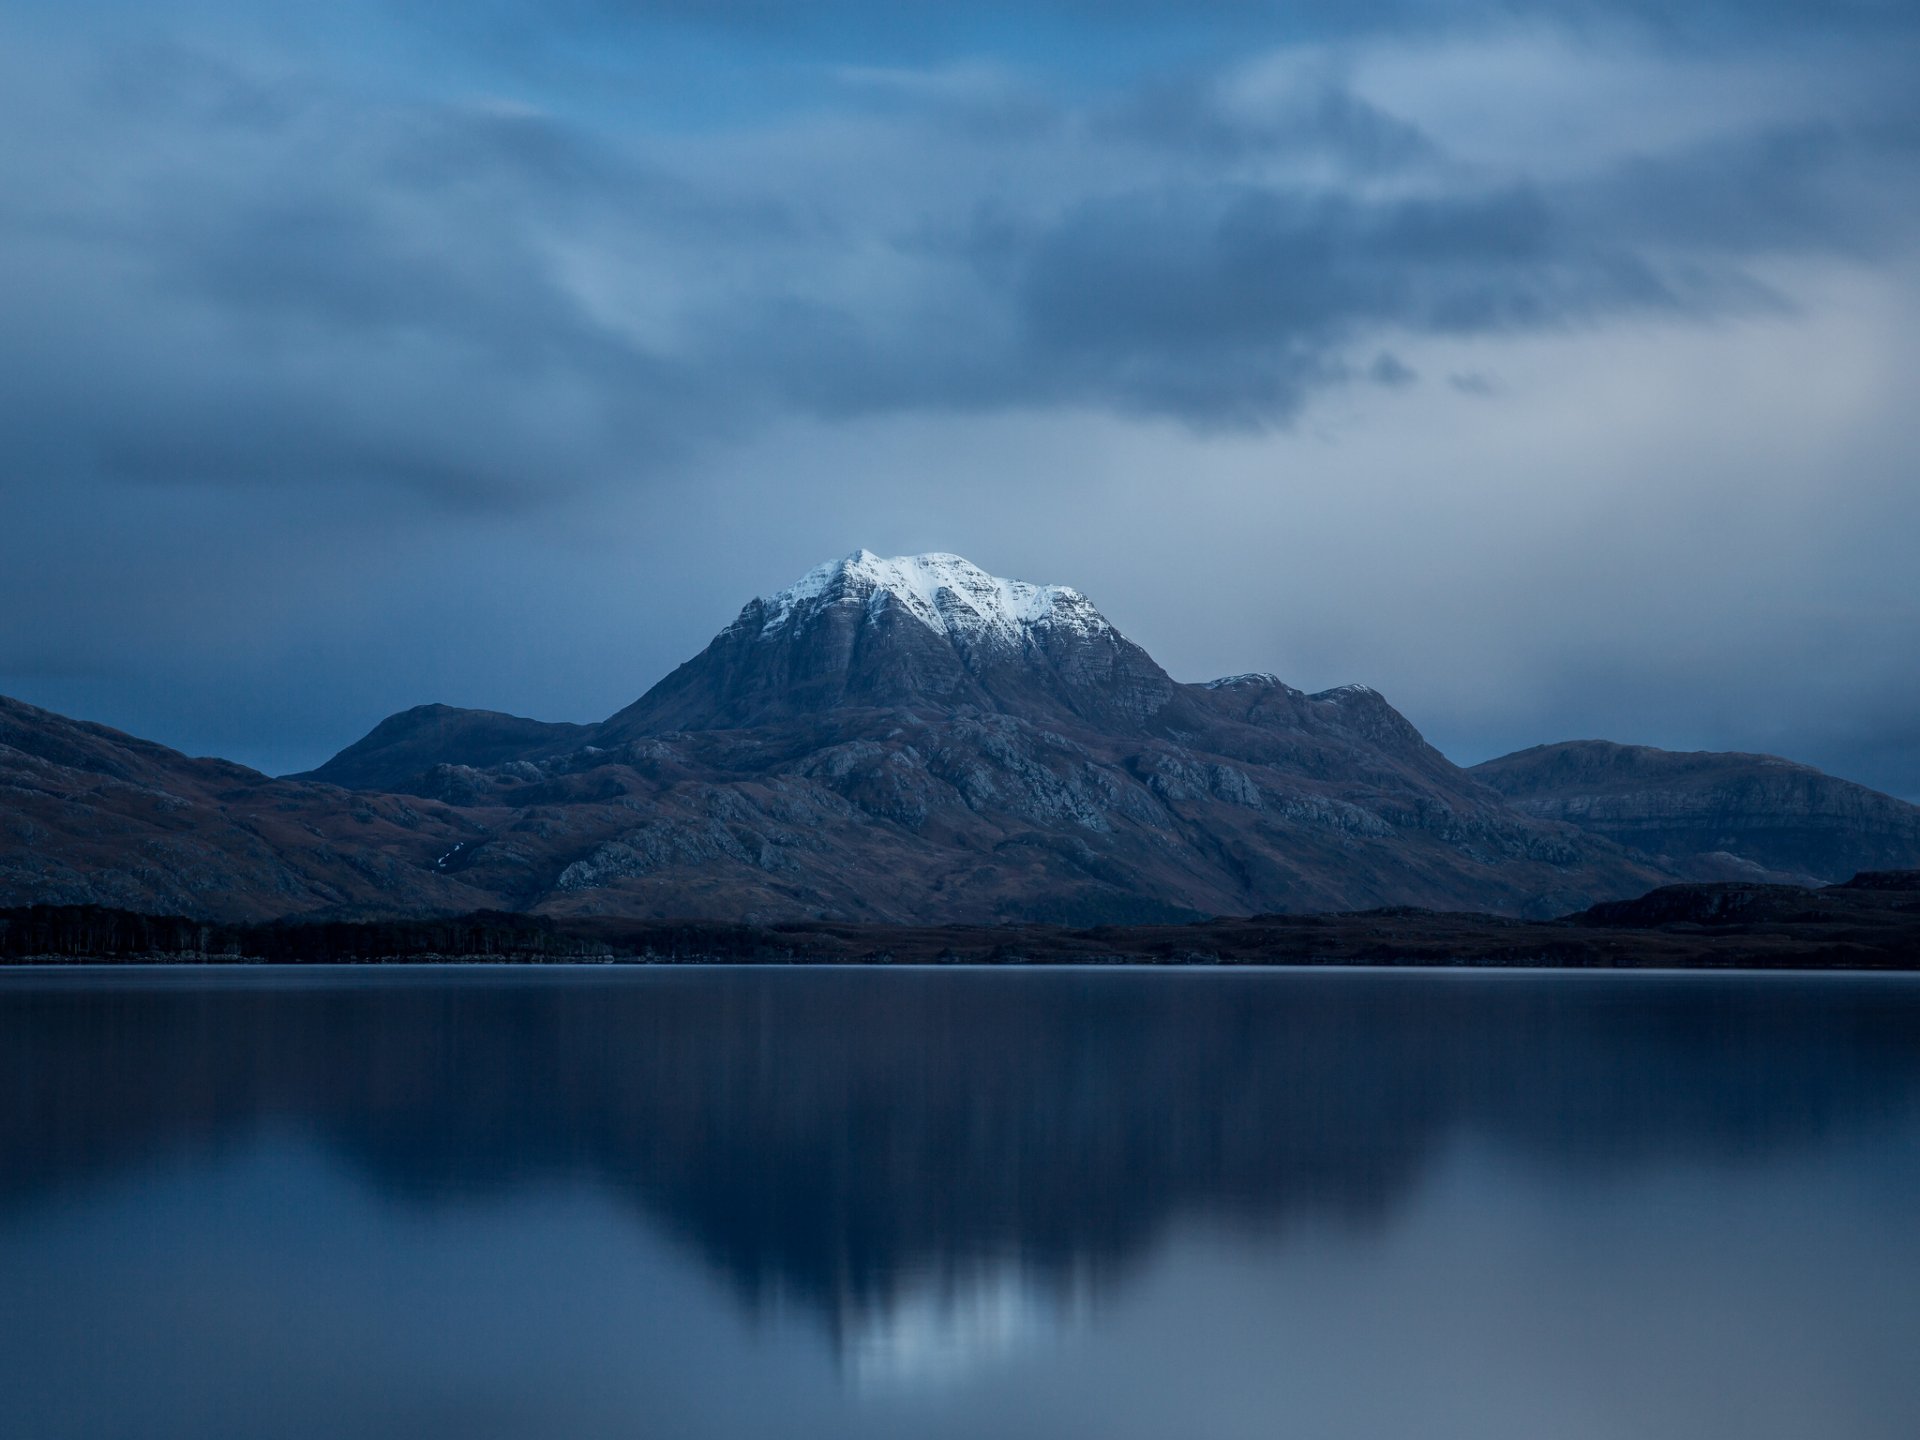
xmin=4 ymin=966 xmax=1918 ymax=1439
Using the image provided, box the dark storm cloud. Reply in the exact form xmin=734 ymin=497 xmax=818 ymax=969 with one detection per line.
xmin=1369 ymin=353 xmax=1418 ymax=387
xmin=707 ymin=153 xmax=1790 ymax=428
xmin=5 ymin=9 xmax=1914 ymax=515
xmin=1092 ymin=75 xmax=1436 ymax=169
xmin=1009 ymin=183 xmax=1677 ymax=424
xmin=1580 ymin=115 xmax=1920 ymax=261
xmin=0 ymin=54 xmax=743 ymax=511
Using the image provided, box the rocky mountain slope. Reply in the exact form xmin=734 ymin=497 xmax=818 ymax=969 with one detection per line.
xmin=0 ymin=550 xmax=1760 ymax=923
xmin=0 ymin=695 xmax=491 ymax=917
xmin=599 ymin=551 xmax=1179 ymax=738
xmin=1472 ymin=740 xmax=1920 ymax=883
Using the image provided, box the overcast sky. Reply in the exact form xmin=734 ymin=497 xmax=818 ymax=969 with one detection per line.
xmin=4 ymin=0 xmax=1918 ymax=795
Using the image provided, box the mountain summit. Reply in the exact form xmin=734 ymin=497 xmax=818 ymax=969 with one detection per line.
xmin=600 ymin=551 xmax=1177 ymax=739
xmin=759 ymin=551 xmax=1107 ymax=648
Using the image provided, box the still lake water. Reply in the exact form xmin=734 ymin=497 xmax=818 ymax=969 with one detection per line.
xmin=4 ymin=966 xmax=1919 ymax=1440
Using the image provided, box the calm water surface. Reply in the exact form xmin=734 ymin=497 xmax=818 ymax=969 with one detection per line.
xmin=4 ymin=966 xmax=1919 ymax=1440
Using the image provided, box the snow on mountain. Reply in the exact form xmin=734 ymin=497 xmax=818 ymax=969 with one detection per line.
xmin=754 ymin=551 xmax=1111 ymax=648
xmin=1205 ymin=673 xmax=1283 ymax=690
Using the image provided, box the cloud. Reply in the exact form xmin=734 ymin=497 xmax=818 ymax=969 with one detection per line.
xmin=3 ymin=10 xmax=1914 ymax=512
xmin=1368 ymin=352 xmax=1418 ymax=387
xmin=0 ymin=47 xmax=739 ymax=512
xmin=1007 ymin=181 xmax=1686 ymax=424
xmin=459 ymin=0 xmax=1920 ymax=50
xmin=1092 ymin=70 xmax=1437 ymax=170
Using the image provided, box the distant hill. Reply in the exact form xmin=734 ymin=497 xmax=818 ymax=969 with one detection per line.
xmin=0 ymin=695 xmax=487 ymax=918
xmin=293 ymin=704 xmax=589 ymax=792
xmin=1471 ymin=740 xmax=1920 ymax=883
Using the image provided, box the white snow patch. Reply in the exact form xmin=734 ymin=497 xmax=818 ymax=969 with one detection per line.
xmin=1205 ymin=672 xmax=1281 ymax=689
xmin=754 ymin=550 xmax=1110 ymax=646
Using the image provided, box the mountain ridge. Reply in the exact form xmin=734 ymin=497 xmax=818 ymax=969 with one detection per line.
xmin=1471 ymin=739 xmax=1920 ymax=884
xmin=6 ymin=551 xmax=1908 ymax=924
xmin=299 ymin=703 xmax=590 ymax=791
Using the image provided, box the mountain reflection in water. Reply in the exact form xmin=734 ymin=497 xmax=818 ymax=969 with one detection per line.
xmin=4 ymin=967 xmax=1919 ymax=1438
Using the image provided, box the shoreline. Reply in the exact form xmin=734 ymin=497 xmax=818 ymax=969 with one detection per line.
xmin=5 ymin=874 xmax=1917 ymax=971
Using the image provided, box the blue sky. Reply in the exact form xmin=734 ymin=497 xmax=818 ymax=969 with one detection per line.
xmin=4 ymin=0 xmax=1919 ymax=795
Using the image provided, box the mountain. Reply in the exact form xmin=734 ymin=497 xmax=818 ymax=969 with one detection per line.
xmin=600 ymin=551 xmax=1180 ymax=738
xmin=1471 ymin=740 xmax=1920 ymax=883
xmin=285 ymin=551 xmax=1675 ymax=922
xmin=0 ymin=695 xmax=489 ymax=918
xmin=0 ymin=551 xmax=1704 ymax=922
xmin=295 ymin=704 xmax=590 ymax=792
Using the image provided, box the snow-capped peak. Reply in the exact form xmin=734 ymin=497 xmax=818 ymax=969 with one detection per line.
xmin=753 ymin=551 xmax=1110 ymax=645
